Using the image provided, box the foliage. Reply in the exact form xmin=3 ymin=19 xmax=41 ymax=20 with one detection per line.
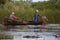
xmin=31 ymin=1 xmax=60 ymax=23
xmin=0 ymin=0 xmax=11 ymax=5
xmin=0 ymin=1 xmax=60 ymax=23
xmin=0 ymin=34 xmax=13 ymax=39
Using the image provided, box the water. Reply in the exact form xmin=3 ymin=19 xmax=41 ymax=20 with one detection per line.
xmin=13 ymin=35 xmax=57 ymax=40
xmin=12 ymin=32 xmax=58 ymax=40
xmin=0 ymin=24 xmax=60 ymax=40
xmin=1 ymin=31 xmax=58 ymax=40
xmin=0 ymin=31 xmax=60 ymax=40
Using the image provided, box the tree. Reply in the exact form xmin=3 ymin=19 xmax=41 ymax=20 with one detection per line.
xmin=50 ymin=0 xmax=60 ymax=3
xmin=0 ymin=0 xmax=6 ymax=4
xmin=25 ymin=0 xmax=32 ymax=3
xmin=0 ymin=0 xmax=12 ymax=5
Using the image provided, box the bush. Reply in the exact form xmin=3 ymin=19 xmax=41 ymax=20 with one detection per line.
xmin=0 ymin=34 xmax=13 ymax=39
xmin=0 ymin=1 xmax=60 ymax=23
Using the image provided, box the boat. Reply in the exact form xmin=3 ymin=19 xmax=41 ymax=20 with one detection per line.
xmin=2 ymin=16 xmax=48 ymax=25
xmin=2 ymin=20 xmax=42 ymax=25
xmin=2 ymin=17 xmax=43 ymax=25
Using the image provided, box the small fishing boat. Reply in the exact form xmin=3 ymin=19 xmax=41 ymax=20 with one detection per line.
xmin=2 ymin=16 xmax=48 ymax=25
xmin=2 ymin=17 xmax=43 ymax=25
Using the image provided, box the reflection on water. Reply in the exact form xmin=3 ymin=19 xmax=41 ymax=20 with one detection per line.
xmin=0 ymin=31 xmax=60 ymax=40
xmin=13 ymin=32 xmax=58 ymax=40
xmin=13 ymin=35 xmax=57 ymax=40
xmin=0 ymin=24 xmax=60 ymax=40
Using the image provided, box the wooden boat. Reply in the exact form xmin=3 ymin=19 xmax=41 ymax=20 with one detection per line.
xmin=2 ymin=16 xmax=48 ymax=25
xmin=2 ymin=17 xmax=43 ymax=25
xmin=2 ymin=20 xmax=42 ymax=25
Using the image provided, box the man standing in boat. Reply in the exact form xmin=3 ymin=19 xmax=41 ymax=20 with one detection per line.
xmin=33 ymin=10 xmax=40 ymax=23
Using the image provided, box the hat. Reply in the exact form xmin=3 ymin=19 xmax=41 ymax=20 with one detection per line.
xmin=12 ymin=12 xmax=15 ymax=14
xmin=36 ymin=10 xmax=39 ymax=12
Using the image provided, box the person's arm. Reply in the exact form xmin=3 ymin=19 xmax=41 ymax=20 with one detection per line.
xmin=13 ymin=15 xmax=17 ymax=18
xmin=38 ymin=14 xmax=41 ymax=17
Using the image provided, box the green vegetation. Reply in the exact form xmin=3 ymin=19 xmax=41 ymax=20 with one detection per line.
xmin=0 ymin=0 xmax=60 ymax=23
xmin=0 ymin=34 xmax=13 ymax=39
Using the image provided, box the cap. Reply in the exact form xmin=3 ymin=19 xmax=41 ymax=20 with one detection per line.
xmin=36 ymin=10 xmax=39 ymax=12
xmin=12 ymin=12 xmax=15 ymax=14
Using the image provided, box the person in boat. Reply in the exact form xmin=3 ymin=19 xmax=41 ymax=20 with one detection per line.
xmin=33 ymin=10 xmax=40 ymax=23
xmin=9 ymin=12 xmax=20 ymax=23
xmin=40 ymin=16 xmax=48 ymax=26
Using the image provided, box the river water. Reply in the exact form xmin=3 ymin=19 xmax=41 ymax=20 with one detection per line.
xmin=1 ymin=31 xmax=59 ymax=40
xmin=0 ymin=24 xmax=60 ymax=40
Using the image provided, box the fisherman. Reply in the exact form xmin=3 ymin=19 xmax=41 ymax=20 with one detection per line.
xmin=9 ymin=12 xmax=20 ymax=23
xmin=33 ymin=10 xmax=40 ymax=23
xmin=41 ymin=16 xmax=48 ymax=26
